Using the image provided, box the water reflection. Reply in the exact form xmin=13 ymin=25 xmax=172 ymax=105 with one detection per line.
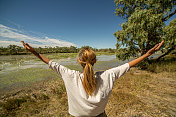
xmin=0 ymin=55 xmax=118 ymax=74
xmin=0 ymin=54 xmax=161 ymax=74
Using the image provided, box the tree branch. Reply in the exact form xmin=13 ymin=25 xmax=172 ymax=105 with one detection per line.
xmin=162 ymin=9 xmax=176 ymax=22
xmin=156 ymin=45 xmax=176 ymax=61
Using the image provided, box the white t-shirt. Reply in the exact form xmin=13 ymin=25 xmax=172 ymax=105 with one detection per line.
xmin=49 ymin=60 xmax=130 ymax=117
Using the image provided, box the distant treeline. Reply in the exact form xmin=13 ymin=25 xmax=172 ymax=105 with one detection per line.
xmin=0 ymin=45 xmax=116 ymax=55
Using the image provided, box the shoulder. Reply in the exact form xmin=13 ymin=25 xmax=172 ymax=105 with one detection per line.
xmin=96 ymin=63 xmax=130 ymax=80
xmin=48 ymin=60 xmax=81 ymax=76
xmin=106 ymin=63 xmax=130 ymax=73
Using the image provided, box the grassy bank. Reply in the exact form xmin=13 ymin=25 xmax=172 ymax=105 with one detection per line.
xmin=0 ymin=55 xmax=175 ymax=117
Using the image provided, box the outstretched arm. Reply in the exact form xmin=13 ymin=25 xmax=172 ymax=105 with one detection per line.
xmin=128 ymin=40 xmax=164 ymax=68
xmin=21 ymin=41 xmax=50 ymax=64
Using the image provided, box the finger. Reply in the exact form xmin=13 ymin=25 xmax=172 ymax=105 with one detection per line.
xmin=155 ymin=40 xmax=164 ymax=50
xmin=22 ymin=43 xmax=29 ymax=49
xmin=26 ymin=43 xmax=30 ymax=46
xmin=25 ymin=43 xmax=31 ymax=48
xmin=152 ymin=44 xmax=159 ymax=50
xmin=21 ymin=41 xmax=26 ymax=47
xmin=160 ymin=40 xmax=164 ymax=45
xmin=21 ymin=41 xmax=24 ymax=44
xmin=21 ymin=41 xmax=27 ymax=47
xmin=23 ymin=43 xmax=26 ymax=47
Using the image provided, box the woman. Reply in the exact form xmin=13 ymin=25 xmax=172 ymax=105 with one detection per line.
xmin=21 ymin=40 xmax=164 ymax=117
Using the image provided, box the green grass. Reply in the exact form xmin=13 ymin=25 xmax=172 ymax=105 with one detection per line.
xmin=0 ymin=68 xmax=60 ymax=95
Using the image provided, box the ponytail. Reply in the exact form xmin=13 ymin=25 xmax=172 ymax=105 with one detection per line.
xmin=77 ymin=48 xmax=97 ymax=95
xmin=83 ymin=62 xmax=96 ymax=95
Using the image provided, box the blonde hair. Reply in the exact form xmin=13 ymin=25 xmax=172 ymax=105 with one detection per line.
xmin=77 ymin=48 xmax=97 ymax=95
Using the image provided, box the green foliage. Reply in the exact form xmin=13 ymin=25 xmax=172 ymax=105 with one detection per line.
xmin=116 ymin=48 xmax=131 ymax=61
xmin=0 ymin=45 xmax=79 ymax=55
xmin=35 ymin=46 xmax=78 ymax=54
xmin=0 ymin=45 xmax=25 ymax=55
xmin=0 ymin=45 xmax=116 ymax=55
xmin=114 ymin=0 xmax=175 ymax=19
xmin=163 ymin=19 xmax=176 ymax=52
xmin=79 ymin=46 xmax=116 ymax=53
xmin=114 ymin=0 xmax=176 ymax=60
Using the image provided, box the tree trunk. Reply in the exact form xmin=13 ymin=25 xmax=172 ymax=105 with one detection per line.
xmin=156 ymin=46 xmax=175 ymax=61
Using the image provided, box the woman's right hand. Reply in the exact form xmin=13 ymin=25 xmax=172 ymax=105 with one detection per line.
xmin=146 ymin=40 xmax=164 ymax=56
xmin=21 ymin=41 xmax=35 ymax=53
xmin=128 ymin=40 xmax=164 ymax=67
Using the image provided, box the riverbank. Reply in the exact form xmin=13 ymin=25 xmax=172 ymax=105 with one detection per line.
xmin=0 ymin=55 xmax=175 ymax=117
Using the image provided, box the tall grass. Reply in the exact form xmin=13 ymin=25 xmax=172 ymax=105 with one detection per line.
xmin=106 ymin=55 xmax=176 ymax=116
xmin=146 ymin=55 xmax=176 ymax=73
xmin=0 ymin=79 xmax=69 ymax=117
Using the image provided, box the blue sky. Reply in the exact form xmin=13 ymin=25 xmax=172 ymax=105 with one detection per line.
xmin=0 ymin=0 xmax=175 ymax=49
xmin=0 ymin=0 xmax=125 ymax=49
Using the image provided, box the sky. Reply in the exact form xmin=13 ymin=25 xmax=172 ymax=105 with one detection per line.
xmin=0 ymin=0 xmax=126 ymax=49
xmin=0 ymin=0 xmax=175 ymax=49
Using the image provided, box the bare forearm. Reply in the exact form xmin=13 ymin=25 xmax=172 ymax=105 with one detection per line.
xmin=128 ymin=40 xmax=164 ymax=68
xmin=128 ymin=53 xmax=150 ymax=68
xmin=32 ymin=51 xmax=50 ymax=64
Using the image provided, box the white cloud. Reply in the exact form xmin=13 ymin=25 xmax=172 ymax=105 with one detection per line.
xmin=0 ymin=40 xmax=48 ymax=47
xmin=0 ymin=24 xmax=76 ymax=47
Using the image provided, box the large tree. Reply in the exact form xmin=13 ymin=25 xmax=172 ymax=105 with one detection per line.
xmin=114 ymin=0 xmax=176 ymax=61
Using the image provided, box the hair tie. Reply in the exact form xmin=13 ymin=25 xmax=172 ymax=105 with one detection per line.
xmin=86 ymin=60 xmax=91 ymax=65
xmin=86 ymin=61 xmax=89 ymax=64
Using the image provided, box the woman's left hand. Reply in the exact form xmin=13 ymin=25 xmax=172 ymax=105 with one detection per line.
xmin=21 ymin=41 xmax=35 ymax=53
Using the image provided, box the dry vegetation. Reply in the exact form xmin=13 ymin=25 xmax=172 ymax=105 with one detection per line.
xmin=0 ymin=56 xmax=176 ymax=117
xmin=106 ymin=68 xmax=176 ymax=116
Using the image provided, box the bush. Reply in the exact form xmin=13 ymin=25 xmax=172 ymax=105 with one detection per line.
xmin=145 ymin=55 xmax=176 ymax=73
xmin=2 ymin=98 xmax=27 ymax=111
